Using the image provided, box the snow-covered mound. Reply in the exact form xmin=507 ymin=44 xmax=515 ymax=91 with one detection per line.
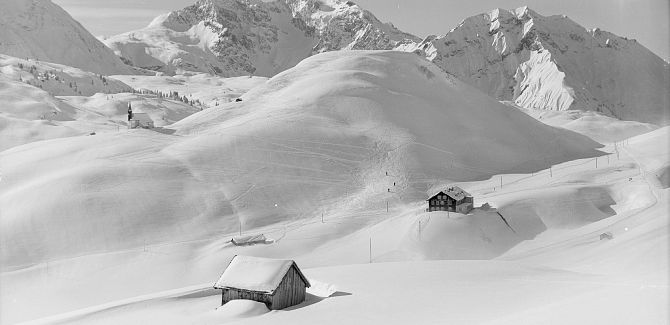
xmin=102 ymin=0 xmax=418 ymax=76
xmin=405 ymin=7 xmax=670 ymax=125
xmin=0 ymin=54 xmax=133 ymax=96
xmin=0 ymin=0 xmax=132 ymax=75
xmin=0 ymin=50 xmax=602 ymax=270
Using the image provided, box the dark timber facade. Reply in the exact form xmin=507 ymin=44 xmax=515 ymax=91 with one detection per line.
xmin=428 ymin=186 xmax=474 ymax=213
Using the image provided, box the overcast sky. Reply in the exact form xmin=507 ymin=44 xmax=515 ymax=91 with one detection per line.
xmin=53 ymin=0 xmax=669 ymax=60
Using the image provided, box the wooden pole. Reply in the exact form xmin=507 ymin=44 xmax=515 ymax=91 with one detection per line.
xmin=369 ymin=237 xmax=372 ymax=263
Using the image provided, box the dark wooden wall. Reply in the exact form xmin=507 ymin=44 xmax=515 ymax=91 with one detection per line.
xmin=220 ymin=265 xmax=307 ymax=310
xmin=271 ymin=265 xmax=307 ymax=309
xmin=221 ymin=288 xmax=272 ymax=307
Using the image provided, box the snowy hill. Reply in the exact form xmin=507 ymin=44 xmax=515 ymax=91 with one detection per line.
xmin=0 ymin=50 xmax=601 ymax=274
xmin=0 ymin=0 xmax=132 ymax=75
xmin=0 ymin=54 xmax=133 ymax=97
xmin=3 ymin=51 xmax=667 ymax=325
xmin=406 ymin=7 xmax=670 ymax=125
xmin=102 ymin=0 xmax=419 ymax=76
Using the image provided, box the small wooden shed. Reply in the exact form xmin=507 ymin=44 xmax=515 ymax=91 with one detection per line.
xmin=213 ymin=255 xmax=311 ymax=310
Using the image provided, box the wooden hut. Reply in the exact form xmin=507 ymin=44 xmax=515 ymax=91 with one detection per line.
xmin=600 ymin=232 xmax=613 ymax=240
xmin=428 ymin=186 xmax=474 ymax=213
xmin=213 ymin=255 xmax=311 ymax=310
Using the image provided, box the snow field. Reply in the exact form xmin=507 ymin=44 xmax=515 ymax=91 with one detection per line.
xmin=1 ymin=51 xmax=666 ymax=324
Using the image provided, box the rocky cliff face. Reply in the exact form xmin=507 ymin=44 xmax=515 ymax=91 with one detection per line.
xmin=406 ymin=7 xmax=669 ymax=124
xmin=103 ymin=0 xmax=419 ymax=77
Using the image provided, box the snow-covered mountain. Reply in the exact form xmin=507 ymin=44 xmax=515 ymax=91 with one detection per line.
xmin=0 ymin=0 xmax=132 ymax=75
xmin=102 ymin=0 xmax=419 ymax=76
xmin=406 ymin=7 xmax=670 ymax=125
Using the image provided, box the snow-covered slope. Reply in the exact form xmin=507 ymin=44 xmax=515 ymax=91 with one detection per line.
xmin=0 ymin=55 xmax=133 ymax=97
xmin=0 ymin=50 xmax=601 ymax=277
xmin=102 ymin=0 xmax=419 ymax=76
xmin=9 ymin=125 xmax=667 ymax=324
xmin=0 ymin=74 xmax=200 ymax=151
xmin=0 ymin=0 xmax=132 ymax=75
xmin=406 ymin=7 xmax=670 ymax=125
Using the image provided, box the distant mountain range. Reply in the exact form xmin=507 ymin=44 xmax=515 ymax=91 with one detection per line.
xmin=404 ymin=7 xmax=670 ymax=125
xmin=1 ymin=0 xmax=667 ymax=124
xmin=102 ymin=0 xmax=419 ymax=77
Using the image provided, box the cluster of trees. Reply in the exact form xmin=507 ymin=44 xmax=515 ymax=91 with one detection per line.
xmin=132 ymin=88 xmax=203 ymax=108
xmin=15 ymin=62 xmax=108 ymax=95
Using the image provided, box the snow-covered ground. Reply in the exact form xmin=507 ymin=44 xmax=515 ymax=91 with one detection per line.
xmin=11 ymin=126 xmax=667 ymax=325
xmin=3 ymin=50 xmax=666 ymax=325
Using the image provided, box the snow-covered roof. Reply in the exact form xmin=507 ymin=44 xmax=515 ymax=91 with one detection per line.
xmin=231 ymin=234 xmax=267 ymax=246
xmin=214 ymin=255 xmax=310 ymax=293
xmin=431 ymin=186 xmax=472 ymax=201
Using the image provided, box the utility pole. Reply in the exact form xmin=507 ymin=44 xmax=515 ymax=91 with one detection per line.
xmin=595 ymin=157 xmax=598 ymax=168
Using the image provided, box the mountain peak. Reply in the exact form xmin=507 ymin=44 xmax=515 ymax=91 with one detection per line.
xmin=407 ymin=6 xmax=669 ymax=125
xmin=103 ymin=0 xmax=418 ymax=77
xmin=0 ymin=0 xmax=131 ymax=75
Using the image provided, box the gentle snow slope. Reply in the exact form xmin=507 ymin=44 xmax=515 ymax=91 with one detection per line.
xmin=1 ymin=50 xmax=603 ymax=323
xmin=0 ymin=55 xmax=133 ymax=97
xmin=27 ymin=128 xmax=668 ymax=325
xmin=0 ymin=0 xmax=132 ymax=75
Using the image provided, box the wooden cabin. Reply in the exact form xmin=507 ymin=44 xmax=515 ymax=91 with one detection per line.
xmin=428 ymin=186 xmax=473 ymax=213
xmin=213 ymin=255 xmax=311 ymax=310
